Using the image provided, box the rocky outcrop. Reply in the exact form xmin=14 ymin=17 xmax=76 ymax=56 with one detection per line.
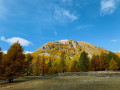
xmin=37 ymin=40 xmax=109 ymax=58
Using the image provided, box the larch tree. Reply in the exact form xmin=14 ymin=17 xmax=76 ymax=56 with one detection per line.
xmin=99 ymin=52 xmax=106 ymax=71
xmin=90 ymin=55 xmax=99 ymax=71
xmin=0 ymin=42 xmax=28 ymax=83
xmin=41 ymin=55 xmax=45 ymax=76
xmin=52 ymin=60 xmax=59 ymax=74
xmin=65 ymin=55 xmax=72 ymax=72
xmin=109 ymin=58 xmax=119 ymax=71
xmin=106 ymin=52 xmax=120 ymax=69
xmin=0 ymin=48 xmax=3 ymax=73
xmin=71 ymin=60 xmax=79 ymax=72
xmin=26 ymin=54 xmax=33 ymax=76
xmin=48 ymin=55 xmax=52 ymax=74
xmin=0 ymin=48 xmax=2 ymax=64
xmin=106 ymin=52 xmax=114 ymax=64
xmin=33 ymin=55 xmax=41 ymax=76
xmin=79 ymin=51 xmax=89 ymax=71
xmin=71 ymin=54 xmax=79 ymax=72
xmin=42 ymin=55 xmax=45 ymax=76
xmin=60 ymin=51 xmax=66 ymax=73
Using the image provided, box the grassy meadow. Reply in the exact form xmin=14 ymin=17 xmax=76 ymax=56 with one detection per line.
xmin=1 ymin=72 xmax=120 ymax=90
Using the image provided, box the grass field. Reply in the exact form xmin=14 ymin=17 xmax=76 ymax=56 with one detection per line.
xmin=1 ymin=72 xmax=120 ymax=90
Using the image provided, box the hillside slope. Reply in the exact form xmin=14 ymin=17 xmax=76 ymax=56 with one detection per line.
xmin=36 ymin=40 xmax=109 ymax=58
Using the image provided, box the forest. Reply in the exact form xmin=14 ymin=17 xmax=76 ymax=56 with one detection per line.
xmin=0 ymin=42 xmax=120 ymax=83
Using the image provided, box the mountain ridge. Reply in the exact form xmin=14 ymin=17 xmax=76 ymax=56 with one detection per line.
xmin=36 ymin=40 xmax=109 ymax=58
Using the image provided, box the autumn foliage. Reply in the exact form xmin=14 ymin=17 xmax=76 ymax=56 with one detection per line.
xmin=109 ymin=58 xmax=119 ymax=71
xmin=0 ymin=42 xmax=28 ymax=83
xmin=90 ymin=55 xmax=99 ymax=71
xmin=1 ymin=42 xmax=120 ymax=83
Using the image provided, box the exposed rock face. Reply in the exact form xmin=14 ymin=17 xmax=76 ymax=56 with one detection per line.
xmin=67 ymin=40 xmax=79 ymax=49
xmin=37 ymin=40 xmax=109 ymax=58
xmin=37 ymin=40 xmax=79 ymax=51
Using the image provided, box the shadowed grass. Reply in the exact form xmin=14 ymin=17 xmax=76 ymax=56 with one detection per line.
xmin=1 ymin=72 xmax=120 ymax=90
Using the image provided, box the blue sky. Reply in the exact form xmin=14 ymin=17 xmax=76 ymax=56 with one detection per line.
xmin=0 ymin=0 xmax=120 ymax=53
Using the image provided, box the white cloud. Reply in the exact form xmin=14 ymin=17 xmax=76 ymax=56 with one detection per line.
xmin=100 ymin=0 xmax=120 ymax=15
xmin=23 ymin=51 xmax=33 ymax=54
xmin=113 ymin=50 xmax=120 ymax=53
xmin=54 ymin=8 xmax=78 ymax=22
xmin=63 ymin=10 xmax=78 ymax=21
xmin=2 ymin=50 xmax=33 ymax=54
xmin=1 ymin=36 xmax=33 ymax=46
xmin=3 ymin=50 xmax=7 ymax=54
xmin=110 ymin=40 xmax=117 ymax=42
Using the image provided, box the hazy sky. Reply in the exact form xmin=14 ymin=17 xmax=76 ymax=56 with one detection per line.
xmin=0 ymin=0 xmax=120 ymax=52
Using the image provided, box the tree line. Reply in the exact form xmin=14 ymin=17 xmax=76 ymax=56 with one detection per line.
xmin=0 ymin=42 xmax=120 ymax=83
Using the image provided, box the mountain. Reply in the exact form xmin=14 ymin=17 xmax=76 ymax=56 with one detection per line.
xmin=36 ymin=40 xmax=109 ymax=58
xmin=116 ymin=52 xmax=120 ymax=57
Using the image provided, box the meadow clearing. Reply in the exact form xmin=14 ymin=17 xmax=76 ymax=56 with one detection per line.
xmin=1 ymin=72 xmax=120 ymax=90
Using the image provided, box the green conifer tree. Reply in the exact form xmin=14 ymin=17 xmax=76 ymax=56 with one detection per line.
xmin=79 ymin=51 xmax=89 ymax=71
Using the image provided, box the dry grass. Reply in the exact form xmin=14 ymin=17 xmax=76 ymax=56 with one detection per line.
xmin=1 ymin=72 xmax=120 ymax=90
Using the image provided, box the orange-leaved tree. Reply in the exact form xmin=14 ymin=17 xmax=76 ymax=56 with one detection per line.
xmin=60 ymin=51 xmax=66 ymax=73
xmin=0 ymin=48 xmax=2 ymax=64
xmin=0 ymin=42 xmax=28 ymax=83
xmin=109 ymin=58 xmax=119 ymax=71
xmin=0 ymin=48 xmax=3 ymax=72
xmin=90 ymin=55 xmax=99 ymax=71
xmin=99 ymin=52 xmax=106 ymax=71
